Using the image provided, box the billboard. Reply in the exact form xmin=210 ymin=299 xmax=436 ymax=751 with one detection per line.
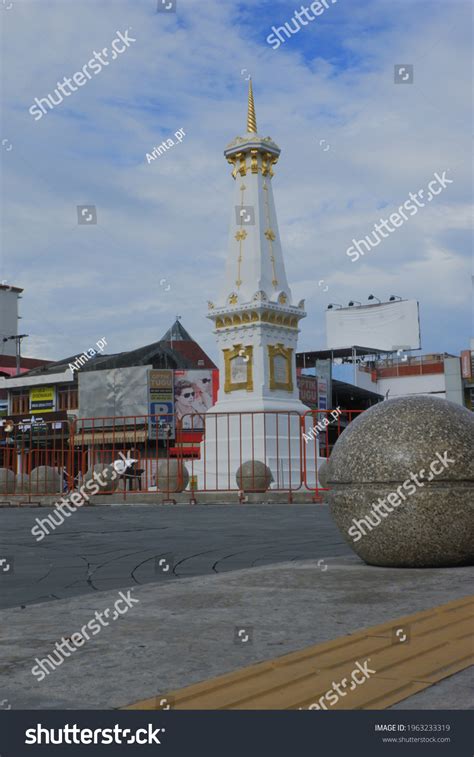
xmin=174 ymin=369 xmax=218 ymax=430
xmin=29 ymin=386 xmax=54 ymax=413
xmin=326 ymin=300 xmax=421 ymax=352
xmin=297 ymin=375 xmax=318 ymax=408
xmin=78 ymin=366 xmax=150 ymax=425
xmin=317 ymin=379 xmax=328 ymax=410
xmin=148 ymin=369 xmax=174 ymax=440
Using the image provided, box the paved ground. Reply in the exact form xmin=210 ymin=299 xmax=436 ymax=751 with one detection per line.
xmin=0 ymin=505 xmax=472 ymax=711
xmin=0 ymin=504 xmax=349 ymax=609
xmin=1 ymin=555 xmax=472 ymax=710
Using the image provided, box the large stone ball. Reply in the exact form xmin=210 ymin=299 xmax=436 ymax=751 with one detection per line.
xmin=29 ymin=466 xmax=61 ymax=494
xmin=156 ymin=460 xmax=189 ymax=493
xmin=84 ymin=463 xmax=119 ymax=493
xmin=0 ymin=468 xmax=16 ymax=494
xmin=326 ymin=396 xmax=474 ymax=567
xmin=318 ymin=460 xmax=328 ymax=489
xmin=236 ymin=460 xmax=274 ymax=493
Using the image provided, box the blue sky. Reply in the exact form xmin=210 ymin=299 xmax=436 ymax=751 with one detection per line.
xmin=1 ymin=0 xmax=472 ymax=364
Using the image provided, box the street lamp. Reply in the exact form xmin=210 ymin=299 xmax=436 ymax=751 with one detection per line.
xmin=389 ymin=295 xmax=402 ymax=301
xmin=2 ymin=334 xmax=29 ymax=375
xmin=368 ymin=294 xmax=381 ymax=303
xmin=327 ymin=303 xmax=342 ymax=309
xmin=348 ymin=301 xmax=361 ymax=307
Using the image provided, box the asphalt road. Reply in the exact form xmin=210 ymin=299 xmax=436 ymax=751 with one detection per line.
xmin=0 ymin=504 xmax=351 ymax=609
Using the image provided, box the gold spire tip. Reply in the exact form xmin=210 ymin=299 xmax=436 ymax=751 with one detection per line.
xmin=247 ymin=78 xmax=257 ymax=133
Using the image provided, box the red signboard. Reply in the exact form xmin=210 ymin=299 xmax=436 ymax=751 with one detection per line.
xmin=297 ymin=375 xmax=318 ymax=408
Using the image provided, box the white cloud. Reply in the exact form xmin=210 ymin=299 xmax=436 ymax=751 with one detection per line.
xmin=1 ymin=0 xmax=471 ymax=363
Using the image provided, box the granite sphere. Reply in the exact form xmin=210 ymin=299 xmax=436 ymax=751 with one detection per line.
xmin=236 ymin=461 xmax=273 ymax=493
xmin=29 ymin=466 xmax=61 ymax=494
xmin=0 ymin=468 xmax=16 ymax=494
xmin=84 ymin=463 xmax=119 ymax=493
xmin=156 ymin=460 xmax=189 ymax=492
xmin=317 ymin=460 xmax=328 ymax=489
xmin=326 ymin=396 xmax=474 ymax=567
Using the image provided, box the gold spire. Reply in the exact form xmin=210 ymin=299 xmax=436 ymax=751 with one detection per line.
xmin=247 ymin=78 xmax=257 ymax=133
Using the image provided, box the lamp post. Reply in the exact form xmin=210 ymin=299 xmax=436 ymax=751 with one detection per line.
xmin=2 ymin=334 xmax=29 ymax=375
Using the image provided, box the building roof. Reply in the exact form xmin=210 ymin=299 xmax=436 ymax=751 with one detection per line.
xmin=160 ymin=320 xmax=194 ymax=342
xmin=332 ymin=378 xmax=383 ymax=404
xmin=160 ymin=319 xmax=217 ymax=370
xmin=0 ymin=283 xmax=23 ymax=294
xmin=12 ymin=320 xmax=216 ymax=379
xmin=296 ymin=346 xmax=392 ymax=367
xmin=0 ymin=355 xmax=51 ymax=372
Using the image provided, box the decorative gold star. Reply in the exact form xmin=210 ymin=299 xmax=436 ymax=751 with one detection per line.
xmin=264 ymin=229 xmax=276 ymax=241
xmin=235 ymin=230 xmax=247 ymax=241
xmin=229 ymin=293 xmax=238 ymax=304
xmin=278 ymin=292 xmax=287 ymax=304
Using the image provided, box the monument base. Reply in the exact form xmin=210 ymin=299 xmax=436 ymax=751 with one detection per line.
xmin=187 ymin=408 xmax=322 ymax=491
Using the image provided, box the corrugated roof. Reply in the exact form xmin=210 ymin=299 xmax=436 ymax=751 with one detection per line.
xmin=8 ymin=320 xmax=216 ymax=379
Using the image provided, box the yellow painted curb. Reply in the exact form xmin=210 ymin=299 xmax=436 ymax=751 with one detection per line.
xmin=123 ymin=595 xmax=474 ymax=710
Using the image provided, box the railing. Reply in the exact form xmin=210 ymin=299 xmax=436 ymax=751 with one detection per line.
xmin=0 ymin=409 xmax=364 ymax=501
xmin=302 ymin=409 xmax=363 ymax=491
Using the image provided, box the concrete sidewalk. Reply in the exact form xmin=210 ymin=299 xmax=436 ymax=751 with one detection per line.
xmin=1 ymin=555 xmax=472 ymax=710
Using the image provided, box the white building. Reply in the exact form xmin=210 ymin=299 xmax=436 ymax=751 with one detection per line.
xmin=356 ymin=353 xmax=464 ymax=405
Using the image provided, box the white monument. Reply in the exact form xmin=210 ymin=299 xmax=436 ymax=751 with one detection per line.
xmin=192 ymin=82 xmax=316 ymax=490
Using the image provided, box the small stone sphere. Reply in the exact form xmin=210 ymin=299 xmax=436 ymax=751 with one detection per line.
xmin=236 ymin=460 xmax=274 ymax=493
xmin=326 ymin=396 xmax=474 ymax=567
xmin=84 ymin=463 xmax=119 ymax=493
xmin=0 ymin=468 xmax=16 ymax=494
xmin=156 ymin=460 xmax=189 ymax=492
xmin=29 ymin=466 xmax=61 ymax=494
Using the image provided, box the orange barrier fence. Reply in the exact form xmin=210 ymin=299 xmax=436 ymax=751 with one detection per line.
xmin=0 ymin=409 xmax=364 ymax=501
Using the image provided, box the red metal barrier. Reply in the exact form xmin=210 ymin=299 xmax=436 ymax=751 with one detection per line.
xmin=0 ymin=409 xmax=364 ymax=502
xmin=302 ymin=408 xmax=363 ymax=493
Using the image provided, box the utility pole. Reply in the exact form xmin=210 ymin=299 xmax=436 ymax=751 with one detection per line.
xmin=2 ymin=334 xmax=28 ymax=375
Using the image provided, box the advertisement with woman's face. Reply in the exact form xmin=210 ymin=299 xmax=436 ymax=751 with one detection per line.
xmin=174 ymin=370 xmax=216 ymax=429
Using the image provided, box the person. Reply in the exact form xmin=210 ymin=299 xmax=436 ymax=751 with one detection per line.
xmin=191 ymin=373 xmax=214 ymax=412
xmin=174 ymin=380 xmax=203 ymax=429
